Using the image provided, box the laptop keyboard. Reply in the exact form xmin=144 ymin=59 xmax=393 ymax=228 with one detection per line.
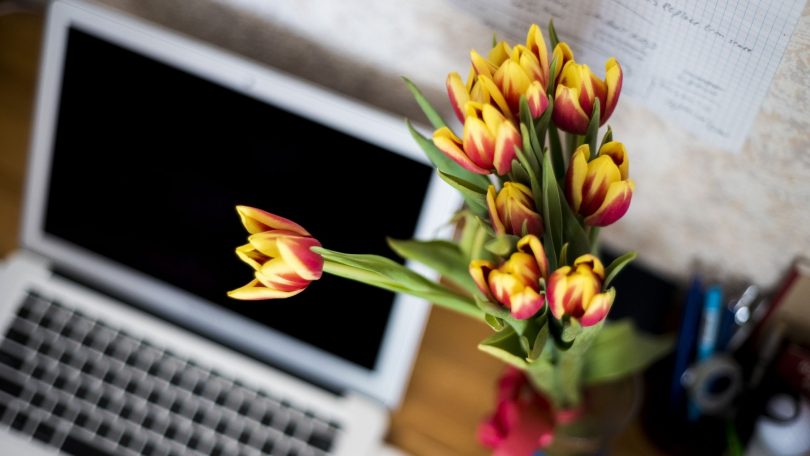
xmin=0 ymin=290 xmax=341 ymax=456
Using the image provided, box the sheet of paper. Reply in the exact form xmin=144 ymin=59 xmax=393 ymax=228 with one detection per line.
xmin=449 ymin=0 xmax=806 ymax=152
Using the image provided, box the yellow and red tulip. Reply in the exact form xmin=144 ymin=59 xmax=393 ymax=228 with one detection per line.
xmin=228 ymin=206 xmax=323 ymax=300
xmin=565 ymin=142 xmax=634 ymax=227
xmin=552 ymin=57 xmax=623 ymax=135
xmin=470 ymin=235 xmax=549 ymax=320
xmin=433 ymin=102 xmax=521 ymax=176
xmin=547 ymin=254 xmax=614 ymax=326
xmin=486 ymin=182 xmax=543 ymax=236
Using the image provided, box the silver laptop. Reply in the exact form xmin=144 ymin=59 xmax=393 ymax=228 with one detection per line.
xmin=0 ymin=1 xmax=460 ymax=455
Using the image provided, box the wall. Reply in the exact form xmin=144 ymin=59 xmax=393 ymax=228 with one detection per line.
xmin=94 ymin=0 xmax=810 ymax=288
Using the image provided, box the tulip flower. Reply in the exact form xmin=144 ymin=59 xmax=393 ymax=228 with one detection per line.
xmin=552 ymin=57 xmax=623 ymax=134
xmin=448 ymin=25 xmax=552 ymax=121
xmin=565 ymin=142 xmax=634 ymax=227
xmin=478 ymin=367 xmax=555 ymax=454
xmin=470 ymin=235 xmax=549 ymax=319
xmin=547 ymin=254 xmax=615 ymax=326
xmin=433 ymin=102 xmax=521 ymax=175
xmin=486 ymin=182 xmax=543 ymax=236
xmin=228 ymin=206 xmax=323 ymax=300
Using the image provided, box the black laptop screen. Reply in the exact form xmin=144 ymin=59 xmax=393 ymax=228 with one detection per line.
xmin=43 ymin=28 xmax=433 ymax=371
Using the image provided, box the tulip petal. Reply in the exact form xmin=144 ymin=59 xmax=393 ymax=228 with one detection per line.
xmin=492 ymin=122 xmax=521 ymax=175
xmin=248 ymin=230 xmax=303 ymax=257
xmin=256 ymin=258 xmax=310 ymax=292
xmin=433 ymin=127 xmax=490 ymax=174
xmin=470 ymin=260 xmax=497 ymax=300
xmin=446 ymin=72 xmax=469 ymax=124
xmin=236 ymin=206 xmax=310 ymax=236
xmin=526 ymin=81 xmax=549 ymax=118
xmin=227 ymin=279 xmax=304 ymax=300
xmin=471 ymin=50 xmax=497 ymax=78
xmin=477 ymin=76 xmax=513 ymax=120
xmin=584 ymin=179 xmax=635 ymax=227
xmin=580 ymin=287 xmax=615 ymax=326
xmin=488 ymin=270 xmax=523 ymax=308
xmin=517 ymin=235 xmax=548 ymax=279
xmin=501 ymin=252 xmax=541 ymax=288
xmin=573 ymin=254 xmax=605 ymax=280
xmin=603 ymin=58 xmax=622 ymax=124
xmin=599 ymin=141 xmax=629 ymax=180
xmin=552 ymin=85 xmax=590 ymax=135
xmin=547 ymin=267 xmax=571 ymax=320
xmin=510 ymin=287 xmax=545 ymax=320
xmin=235 ymin=243 xmax=267 ymax=270
xmin=495 ymin=59 xmax=533 ymax=114
xmin=486 ymin=185 xmax=506 ymax=235
xmin=277 ymin=236 xmax=323 ymax=281
xmin=565 ymin=145 xmax=589 ymax=213
xmin=464 ymin=117 xmax=497 ymax=170
xmin=551 ymin=42 xmax=574 ymax=82
xmin=525 ymin=24 xmax=550 ymax=84
xmin=580 ymin=154 xmax=621 ymax=217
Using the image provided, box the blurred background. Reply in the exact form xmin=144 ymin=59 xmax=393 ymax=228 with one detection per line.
xmin=2 ymin=0 xmax=810 ymax=454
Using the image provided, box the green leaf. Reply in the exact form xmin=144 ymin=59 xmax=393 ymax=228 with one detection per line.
xmin=402 ymin=77 xmax=446 ymax=130
xmin=519 ymin=97 xmax=542 ymax=171
xmin=528 ymin=323 xmax=549 ymax=361
xmin=406 ymin=120 xmax=491 ymax=189
xmin=534 ymin=95 xmax=553 ymax=164
xmin=548 ymin=19 xmax=560 ymax=53
xmin=525 ymin=357 xmax=558 ymax=403
xmin=515 ymin=145 xmax=543 ymax=216
xmin=315 ymin=247 xmax=484 ymax=320
xmin=555 ymin=321 xmax=605 ymax=406
xmin=547 ymin=55 xmax=559 ymax=96
xmin=559 ymin=193 xmax=591 ymax=259
xmin=583 ymin=320 xmax=674 ymax=385
xmin=510 ymin=159 xmax=531 ymax=187
xmin=542 ymin=152 xmax=563 ymax=257
xmin=559 ymin=242 xmax=570 ymax=267
xmin=387 ymin=238 xmax=479 ymax=296
xmin=586 ymin=99 xmax=601 ymax=159
xmin=470 ymin=217 xmax=496 ymax=263
xmin=478 ymin=327 xmax=529 ymax=369
xmin=485 ymin=314 xmax=505 ymax=331
xmin=438 ymin=171 xmax=488 ymax=218
xmin=484 ymin=235 xmax=519 ymax=257
xmin=474 ymin=295 xmax=511 ymax=321
xmin=548 ymin=124 xmax=565 ymax=179
xmin=543 ymin=231 xmax=558 ymax=273
xmin=603 ymin=251 xmax=637 ymax=289
xmin=599 ymin=125 xmax=613 ymax=150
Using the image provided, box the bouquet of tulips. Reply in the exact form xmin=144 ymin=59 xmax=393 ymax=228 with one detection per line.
xmin=227 ymin=21 xmax=671 ymax=452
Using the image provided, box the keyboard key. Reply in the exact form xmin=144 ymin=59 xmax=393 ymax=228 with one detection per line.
xmin=0 ymin=373 xmax=23 ymax=397
xmin=6 ymin=327 xmax=30 ymax=347
xmin=32 ymin=421 xmax=56 ymax=443
xmin=308 ymin=428 xmax=335 ymax=452
xmin=61 ymin=433 xmax=115 ymax=456
xmin=10 ymin=410 xmax=29 ymax=431
xmin=0 ymin=349 xmax=24 ymax=371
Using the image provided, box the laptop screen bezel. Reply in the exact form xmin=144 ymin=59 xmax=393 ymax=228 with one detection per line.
xmin=21 ymin=0 xmax=462 ymax=408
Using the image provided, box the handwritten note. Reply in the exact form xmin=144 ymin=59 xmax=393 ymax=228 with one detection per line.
xmin=449 ymin=0 xmax=806 ymax=152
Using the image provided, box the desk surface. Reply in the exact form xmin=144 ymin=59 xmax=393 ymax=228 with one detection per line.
xmin=0 ymin=12 xmax=662 ymax=455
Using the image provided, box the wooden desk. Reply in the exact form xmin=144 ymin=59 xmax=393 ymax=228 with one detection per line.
xmin=0 ymin=12 xmax=662 ymax=455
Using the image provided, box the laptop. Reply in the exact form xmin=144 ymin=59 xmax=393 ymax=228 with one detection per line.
xmin=0 ymin=1 xmax=460 ymax=455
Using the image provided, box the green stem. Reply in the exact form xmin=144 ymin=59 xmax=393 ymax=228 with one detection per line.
xmin=322 ymin=260 xmax=485 ymax=320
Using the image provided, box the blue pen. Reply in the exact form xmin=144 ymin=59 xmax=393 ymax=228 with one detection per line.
xmin=670 ymin=276 xmax=703 ymax=412
xmin=688 ymin=285 xmax=723 ymax=421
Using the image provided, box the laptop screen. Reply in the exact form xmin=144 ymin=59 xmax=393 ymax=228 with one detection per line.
xmin=42 ymin=27 xmax=434 ymax=372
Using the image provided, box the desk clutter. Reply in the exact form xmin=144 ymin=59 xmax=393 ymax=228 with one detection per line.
xmin=643 ymin=257 xmax=810 ymax=456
